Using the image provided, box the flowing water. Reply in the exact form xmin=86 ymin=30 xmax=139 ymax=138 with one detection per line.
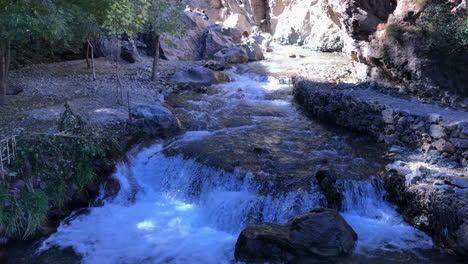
xmin=11 ymin=46 xmax=462 ymax=263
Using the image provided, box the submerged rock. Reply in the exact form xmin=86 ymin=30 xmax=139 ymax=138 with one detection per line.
xmin=235 ymin=208 xmax=357 ymax=263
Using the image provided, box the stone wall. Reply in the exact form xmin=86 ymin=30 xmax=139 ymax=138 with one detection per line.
xmin=294 ymin=78 xmax=468 ymax=256
xmin=293 ymin=78 xmax=468 ymax=166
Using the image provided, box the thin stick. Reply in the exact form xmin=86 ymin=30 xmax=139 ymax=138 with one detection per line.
xmin=12 ymin=135 xmax=16 ymax=157
xmin=0 ymin=145 xmax=3 ymax=172
xmin=6 ymin=138 xmax=9 ymax=164
xmin=87 ymin=39 xmax=96 ymax=81
xmin=127 ymin=91 xmax=132 ymax=121
xmin=117 ymin=74 xmax=124 ymax=105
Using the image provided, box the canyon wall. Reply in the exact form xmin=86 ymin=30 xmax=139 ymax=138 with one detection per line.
xmin=178 ymin=0 xmax=466 ymax=100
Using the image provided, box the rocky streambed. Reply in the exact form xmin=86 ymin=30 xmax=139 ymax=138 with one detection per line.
xmin=5 ymin=46 xmax=465 ymax=263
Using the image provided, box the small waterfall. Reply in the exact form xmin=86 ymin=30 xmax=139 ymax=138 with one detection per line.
xmin=39 ymin=144 xmax=434 ymax=264
xmin=340 ymin=179 xmax=433 ymax=255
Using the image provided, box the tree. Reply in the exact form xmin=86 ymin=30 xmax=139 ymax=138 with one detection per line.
xmin=0 ymin=0 xmax=100 ymax=105
xmin=103 ymin=0 xmax=184 ymax=82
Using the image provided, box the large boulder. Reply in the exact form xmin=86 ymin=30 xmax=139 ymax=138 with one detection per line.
xmin=200 ymin=25 xmax=243 ymax=59
xmin=214 ymin=46 xmax=250 ymax=64
xmin=131 ymin=104 xmax=182 ymax=137
xmin=94 ymin=36 xmax=120 ymax=58
xmin=244 ymin=40 xmax=264 ymax=61
xmin=120 ymin=41 xmax=141 ymax=63
xmin=171 ymin=66 xmax=229 ymax=86
xmin=235 ymin=208 xmax=357 ymax=263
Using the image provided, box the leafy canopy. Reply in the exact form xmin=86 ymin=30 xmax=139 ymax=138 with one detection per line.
xmin=0 ymin=0 xmax=104 ymax=44
xmin=103 ymin=0 xmax=185 ymax=38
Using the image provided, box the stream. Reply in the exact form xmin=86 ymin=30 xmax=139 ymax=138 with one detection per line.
xmin=12 ymin=46 xmax=462 ymax=263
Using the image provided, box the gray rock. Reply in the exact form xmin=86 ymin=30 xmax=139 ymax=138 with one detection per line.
xmin=120 ymin=41 xmax=141 ymax=63
xmin=382 ymin=109 xmax=394 ymax=124
xmin=315 ymin=169 xmax=344 ymax=210
xmin=214 ymin=46 xmax=249 ymax=64
xmin=171 ymin=66 xmax=228 ymax=86
xmin=200 ymin=26 xmax=242 ymax=58
xmin=410 ymin=120 xmax=425 ymax=130
xmin=95 ymin=36 xmax=120 ymax=58
xmin=240 ymin=41 xmax=264 ymax=61
xmin=235 ymin=208 xmax=357 ymax=263
xmin=430 ymin=125 xmax=446 ymax=139
xmin=450 ymin=138 xmax=468 ymax=149
xmin=427 ymin=113 xmax=441 ymax=123
xmin=131 ymin=104 xmax=181 ymax=137
xmin=203 ymin=60 xmax=226 ymax=71
xmin=433 ymin=139 xmax=455 ymax=153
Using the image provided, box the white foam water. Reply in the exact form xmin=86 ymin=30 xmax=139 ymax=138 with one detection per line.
xmin=40 ymin=143 xmax=433 ymax=264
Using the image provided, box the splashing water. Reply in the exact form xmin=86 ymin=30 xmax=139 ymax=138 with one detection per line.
xmin=39 ymin=142 xmax=436 ymax=264
xmin=35 ymin=46 xmax=459 ymax=264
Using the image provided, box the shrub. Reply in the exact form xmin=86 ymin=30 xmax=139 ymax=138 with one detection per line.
xmin=385 ymin=24 xmax=404 ymax=45
xmin=0 ymin=106 xmax=116 ymax=239
xmin=420 ymin=2 xmax=468 ymax=68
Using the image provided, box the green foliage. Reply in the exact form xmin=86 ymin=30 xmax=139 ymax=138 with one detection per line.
xmin=385 ymin=24 xmax=404 ymax=45
xmin=0 ymin=0 xmax=101 ymax=45
xmin=103 ymin=0 xmax=185 ymax=38
xmin=420 ymin=2 xmax=468 ymax=67
xmin=0 ymin=187 xmax=49 ymax=239
xmin=0 ymin=108 xmax=116 ymax=239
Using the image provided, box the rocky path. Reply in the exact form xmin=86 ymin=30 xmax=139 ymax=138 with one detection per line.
xmin=0 ymin=57 xmax=200 ymax=138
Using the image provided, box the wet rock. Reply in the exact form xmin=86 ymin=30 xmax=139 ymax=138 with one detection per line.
xmin=203 ymin=60 xmax=226 ymax=71
xmin=315 ymin=169 xmax=344 ymax=210
xmin=131 ymin=104 xmax=182 ymax=137
xmin=427 ymin=113 xmax=441 ymax=123
xmin=235 ymin=208 xmax=357 ymax=263
xmin=214 ymin=46 xmax=249 ymax=64
xmin=430 ymin=125 xmax=446 ymax=139
xmin=171 ymin=66 xmax=228 ymax=86
xmin=382 ymin=109 xmax=395 ymax=124
xmin=103 ymin=178 xmax=121 ymax=199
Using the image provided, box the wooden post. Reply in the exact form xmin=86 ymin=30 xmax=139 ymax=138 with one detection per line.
xmin=127 ymin=91 xmax=132 ymax=121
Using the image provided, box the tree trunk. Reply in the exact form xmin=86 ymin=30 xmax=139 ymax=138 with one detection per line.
xmin=0 ymin=40 xmax=11 ymax=105
xmin=87 ymin=39 xmax=96 ymax=81
xmin=151 ymin=34 xmax=160 ymax=82
xmin=86 ymin=40 xmax=91 ymax=69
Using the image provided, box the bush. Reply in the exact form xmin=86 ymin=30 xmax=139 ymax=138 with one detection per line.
xmin=385 ymin=24 xmax=405 ymax=45
xmin=420 ymin=2 xmax=468 ymax=67
xmin=0 ymin=106 xmax=116 ymax=239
